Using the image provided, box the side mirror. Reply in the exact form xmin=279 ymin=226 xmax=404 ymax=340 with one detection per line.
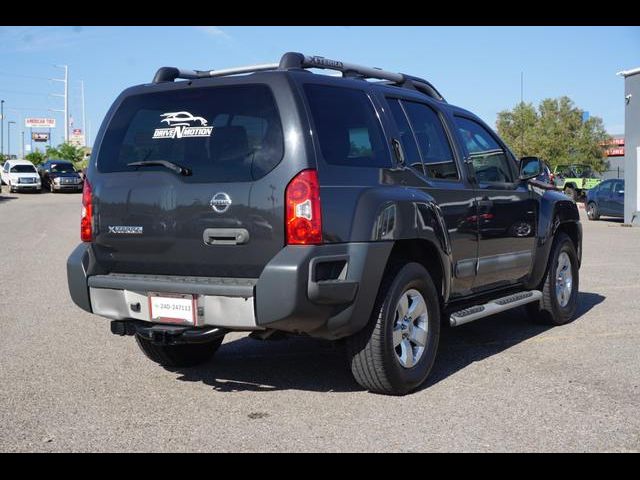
xmin=519 ymin=156 xmax=543 ymax=180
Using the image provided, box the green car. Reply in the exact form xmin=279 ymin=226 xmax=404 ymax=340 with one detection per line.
xmin=553 ymin=164 xmax=602 ymax=201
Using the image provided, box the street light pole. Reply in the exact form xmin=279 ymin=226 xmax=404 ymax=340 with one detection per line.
xmin=80 ymin=80 xmax=86 ymax=147
xmin=21 ymin=131 xmax=24 ymax=158
xmin=1 ymin=99 xmax=4 ymax=156
xmin=8 ymin=121 xmax=16 ymax=158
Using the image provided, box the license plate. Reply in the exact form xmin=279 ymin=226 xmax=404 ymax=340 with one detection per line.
xmin=148 ymin=293 xmax=197 ymax=325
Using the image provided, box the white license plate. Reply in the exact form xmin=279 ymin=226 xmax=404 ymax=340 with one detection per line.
xmin=148 ymin=293 xmax=197 ymax=325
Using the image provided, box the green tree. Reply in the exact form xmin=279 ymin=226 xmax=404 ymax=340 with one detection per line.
xmin=25 ymin=149 xmax=46 ymax=165
xmin=45 ymin=142 xmax=87 ymax=171
xmin=45 ymin=142 xmax=84 ymax=163
xmin=496 ymin=96 xmax=610 ymax=173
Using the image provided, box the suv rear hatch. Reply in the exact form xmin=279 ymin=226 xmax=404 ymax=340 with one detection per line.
xmin=91 ymin=83 xmax=287 ymax=278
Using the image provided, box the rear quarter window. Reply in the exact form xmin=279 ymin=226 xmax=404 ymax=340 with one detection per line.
xmin=304 ymin=84 xmax=391 ymax=168
xmin=97 ymin=84 xmax=284 ymax=182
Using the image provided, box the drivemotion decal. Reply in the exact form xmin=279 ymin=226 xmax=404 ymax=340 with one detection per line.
xmin=152 ymin=111 xmax=213 ymax=139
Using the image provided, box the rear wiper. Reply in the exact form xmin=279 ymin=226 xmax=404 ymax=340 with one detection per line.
xmin=127 ymin=160 xmax=192 ymax=176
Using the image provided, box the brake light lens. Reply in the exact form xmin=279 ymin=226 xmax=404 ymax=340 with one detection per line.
xmin=81 ymin=179 xmax=93 ymax=242
xmin=285 ymin=169 xmax=322 ymax=245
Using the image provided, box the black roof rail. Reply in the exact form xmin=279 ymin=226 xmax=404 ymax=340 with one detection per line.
xmin=152 ymin=52 xmax=446 ymax=102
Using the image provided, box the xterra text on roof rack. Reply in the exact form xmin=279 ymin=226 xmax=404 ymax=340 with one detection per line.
xmin=67 ymin=52 xmax=582 ymax=395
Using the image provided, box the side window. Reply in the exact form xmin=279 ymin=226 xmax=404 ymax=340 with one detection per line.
xmin=3 ymin=163 xmax=9 ymax=173
xmin=402 ymin=101 xmax=459 ymax=180
xmin=304 ymin=84 xmax=391 ymax=168
xmin=386 ymin=98 xmax=422 ymax=171
xmin=599 ymin=181 xmax=613 ymax=193
xmin=613 ymin=181 xmax=624 ymax=193
xmin=454 ymin=116 xmax=515 ymax=184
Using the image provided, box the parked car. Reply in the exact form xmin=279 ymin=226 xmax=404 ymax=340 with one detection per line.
xmin=553 ymin=164 xmax=601 ymax=201
xmin=67 ymin=52 xmax=582 ymax=395
xmin=586 ymin=178 xmax=624 ymax=220
xmin=37 ymin=159 xmax=83 ymax=193
xmin=1 ymin=159 xmax=41 ymax=193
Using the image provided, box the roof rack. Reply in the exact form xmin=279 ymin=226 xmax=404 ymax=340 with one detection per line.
xmin=152 ymin=52 xmax=446 ymax=102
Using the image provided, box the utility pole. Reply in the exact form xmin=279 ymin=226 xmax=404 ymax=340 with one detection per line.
xmin=50 ymin=65 xmax=69 ymax=143
xmin=80 ymin=80 xmax=86 ymax=147
xmin=21 ymin=131 xmax=24 ymax=158
xmin=520 ymin=71 xmax=524 ymax=155
xmin=1 ymin=99 xmax=4 ymax=156
xmin=8 ymin=121 xmax=15 ymax=157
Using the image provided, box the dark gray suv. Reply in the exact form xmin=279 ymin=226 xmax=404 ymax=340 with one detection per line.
xmin=68 ymin=53 xmax=582 ymax=395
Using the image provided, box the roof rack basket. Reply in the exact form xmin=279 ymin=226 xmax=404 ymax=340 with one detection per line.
xmin=152 ymin=52 xmax=445 ymax=102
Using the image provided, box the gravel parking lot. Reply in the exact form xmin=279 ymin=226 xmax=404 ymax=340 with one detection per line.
xmin=0 ymin=188 xmax=639 ymax=452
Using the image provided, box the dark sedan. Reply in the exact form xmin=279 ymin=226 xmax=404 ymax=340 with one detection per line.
xmin=38 ymin=160 xmax=84 ymax=193
xmin=586 ymin=178 xmax=624 ymax=220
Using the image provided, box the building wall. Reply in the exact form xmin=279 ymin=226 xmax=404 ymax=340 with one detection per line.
xmin=624 ymin=73 xmax=640 ymax=224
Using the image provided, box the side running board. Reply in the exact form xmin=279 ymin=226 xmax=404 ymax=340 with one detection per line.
xmin=450 ymin=290 xmax=542 ymax=327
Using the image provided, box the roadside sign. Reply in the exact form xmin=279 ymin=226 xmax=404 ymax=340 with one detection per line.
xmin=25 ymin=118 xmax=56 ymax=128
xmin=69 ymin=133 xmax=85 ymax=147
xmin=32 ymin=132 xmax=49 ymax=142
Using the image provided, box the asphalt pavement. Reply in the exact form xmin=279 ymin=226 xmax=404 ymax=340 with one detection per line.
xmin=0 ymin=187 xmax=639 ymax=452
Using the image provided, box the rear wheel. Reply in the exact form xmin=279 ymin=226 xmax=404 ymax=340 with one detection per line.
xmin=135 ymin=335 xmax=224 ymax=367
xmin=346 ymin=262 xmax=440 ymax=395
xmin=526 ymin=232 xmax=579 ymax=326
xmin=587 ymin=202 xmax=599 ymax=221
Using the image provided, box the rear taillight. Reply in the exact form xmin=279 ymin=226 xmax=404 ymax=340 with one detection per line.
xmin=81 ymin=179 xmax=93 ymax=242
xmin=285 ymin=169 xmax=322 ymax=245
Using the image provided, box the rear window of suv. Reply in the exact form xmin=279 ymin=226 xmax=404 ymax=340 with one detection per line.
xmin=304 ymin=84 xmax=391 ymax=168
xmin=97 ymin=84 xmax=284 ymax=182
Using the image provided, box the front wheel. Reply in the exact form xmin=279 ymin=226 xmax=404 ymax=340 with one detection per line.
xmin=526 ymin=232 xmax=579 ymax=325
xmin=346 ymin=262 xmax=440 ymax=395
xmin=587 ymin=202 xmax=599 ymax=221
xmin=135 ymin=335 xmax=224 ymax=367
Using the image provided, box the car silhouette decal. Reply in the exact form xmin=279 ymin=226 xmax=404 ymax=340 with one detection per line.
xmin=153 ymin=111 xmax=213 ymax=139
xmin=160 ymin=111 xmax=209 ymax=127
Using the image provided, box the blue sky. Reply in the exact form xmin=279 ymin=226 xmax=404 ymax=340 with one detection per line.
xmin=0 ymin=26 xmax=638 ymax=153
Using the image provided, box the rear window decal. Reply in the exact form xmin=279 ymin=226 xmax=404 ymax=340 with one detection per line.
xmin=153 ymin=111 xmax=213 ymax=139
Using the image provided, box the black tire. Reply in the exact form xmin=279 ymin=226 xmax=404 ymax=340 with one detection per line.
xmin=526 ymin=232 xmax=579 ymax=326
xmin=563 ymin=186 xmax=577 ymax=202
xmin=587 ymin=202 xmax=599 ymax=221
xmin=346 ymin=262 xmax=440 ymax=395
xmin=135 ymin=334 xmax=224 ymax=367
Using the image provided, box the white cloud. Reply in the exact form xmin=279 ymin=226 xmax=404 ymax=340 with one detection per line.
xmin=194 ymin=26 xmax=231 ymax=39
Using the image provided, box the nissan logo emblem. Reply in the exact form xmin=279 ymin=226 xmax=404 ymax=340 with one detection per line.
xmin=210 ymin=192 xmax=232 ymax=213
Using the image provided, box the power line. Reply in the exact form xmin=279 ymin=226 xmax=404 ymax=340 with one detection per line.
xmin=0 ymin=71 xmax=51 ymax=81
xmin=0 ymin=89 xmax=51 ymax=97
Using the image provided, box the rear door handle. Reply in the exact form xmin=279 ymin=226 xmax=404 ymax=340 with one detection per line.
xmin=203 ymin=228 xmax=250 ymax=246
